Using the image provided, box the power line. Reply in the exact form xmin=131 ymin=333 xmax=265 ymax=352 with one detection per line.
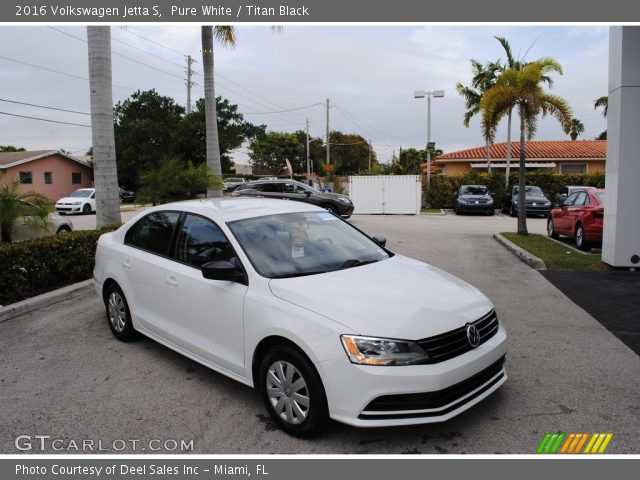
xmin=0 ymin=98 xmax=90 ymax=115
xmin=241 ymin=103 xmax=324 ymax=115
xmin=0 ymin=111 xmax=90 ymax=127
xmin=110 ymin=35 xmax=185 ymax=69
xmin=118 ymin=27 xmax=187 ymax=57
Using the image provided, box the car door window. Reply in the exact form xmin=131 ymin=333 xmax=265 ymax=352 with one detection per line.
xmin=261 ymin=183 xmax=284 ymax=193
xmin=564 ymin=192 xmax=579 ymax=206
xmin=574 ymin=192 xmax=588 ymax=206
xmin=175 ymin=214 xmax=238 ymax=268
xmin=125 ymin=211 xmax=181 ymax=257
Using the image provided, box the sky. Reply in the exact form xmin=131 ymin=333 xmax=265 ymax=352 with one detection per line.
xmin=0 ymin=25 xmax=609 ymax=166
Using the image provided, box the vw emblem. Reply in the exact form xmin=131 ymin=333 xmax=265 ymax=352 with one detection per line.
xmin=466 ymin=324 xmax=480 ymax=348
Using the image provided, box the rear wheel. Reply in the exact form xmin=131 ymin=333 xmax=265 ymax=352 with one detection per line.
xmin=56 ymin=225 xmax=71 ymax=234
xmin=105 ymin=284 xmax=137 ymax=342
xmin=575 ymin=223 xmax=588 ymax=251
xmin=258 ymin=345 xmax=329 ymax=437
xmin=547 ymin=218 xmax=559 ymax=239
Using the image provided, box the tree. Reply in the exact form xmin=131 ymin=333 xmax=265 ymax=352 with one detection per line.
xmin=136 ymin=157 xmax=224 ymax=205
xmin=481 ymin=59 xmax=572 ymax=235
xmin=327 ymin=132 xmax=373 ymax=175
xmin=87 ymin=26 xmax=121 ymax=227
xmin=456 ymin=59 xmax=501 ymax=173
xmin=392 ymin=147 xmax=441 ymax=175
xmin=0 ymin=145 xmax=26 ymax=152
xmin=569 ymin=118 xmax=585 ymax=140
xmin=594 ymin=96 xmax=608 ymax=117
xmin=114 ymin=89 xmax=185 ymax=189
xmin=0 ymin=175 xmax=52 ymax=243
xmin=248 ymin=132 xmax=303 ymax=175
xmin=174 ymin=97 xmax=265 ymax=173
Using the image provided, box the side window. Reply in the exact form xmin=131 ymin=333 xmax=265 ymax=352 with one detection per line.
xmin=564 ymin=192 xmax=579 ymax=206
xmin=262 ymin=183 xmax=284 ymax=193
xmin=176 ymin=214 xmax=237 ymax=268
xmin=574 ymin=192 xmax=588 ymax=206
xmin=125 ymin=211 xmax=181 ymax=257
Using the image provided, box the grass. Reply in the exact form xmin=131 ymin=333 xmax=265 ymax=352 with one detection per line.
xmin=421 ymin=208 xmax=443 ymax=214
xmin=501 ymin=232 xmax=610 ymax=272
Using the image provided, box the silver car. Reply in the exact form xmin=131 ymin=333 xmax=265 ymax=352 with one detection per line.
xmin=6 ymin=201 xmax=74 ymax=241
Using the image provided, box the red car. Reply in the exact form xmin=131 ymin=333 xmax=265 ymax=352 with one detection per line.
xmin=547 ymin=189 xmax=605 ymax=250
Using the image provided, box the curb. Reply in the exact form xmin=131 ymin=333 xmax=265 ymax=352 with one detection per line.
xmin=0 ymin=279 xmax=95 ymax=324
xmin=421 ymin=209 xmax=446 ymax=216
xmin=493 ymin=233 xmax=547 ymax=270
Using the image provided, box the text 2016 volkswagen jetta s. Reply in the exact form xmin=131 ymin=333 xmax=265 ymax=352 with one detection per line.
xmin=94 ymin=198 xmax=507 ymax=436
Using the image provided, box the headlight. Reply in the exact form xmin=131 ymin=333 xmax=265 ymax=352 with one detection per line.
xmin=457 ymin=198 xmax=467 ymax=204
xmin=72 ymin=201 xmax=82 ymax=205
xmin=337 ymin=197 xmax=351 ymax=204
xmin=544 ymin=200 xmax=551 ymax=206
xmin=486 ymin=198 xmax=494 ymax=204
xmin=341 ymin=335 xmax=428 ymax=366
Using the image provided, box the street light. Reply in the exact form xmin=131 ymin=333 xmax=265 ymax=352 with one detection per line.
xmin=414 ymin=89 xmax=444 ymax=188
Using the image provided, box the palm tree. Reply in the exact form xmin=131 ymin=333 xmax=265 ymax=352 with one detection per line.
xmin=594 ymin=96 xmax=608 ymax=117
xmin=202 ymin=26 xmax=236 ymax=198
xmin=456 ymin=59 xmax=501 ymax=173
xmin=481 ymin=59 xmax=572 ymax=235
xmin=569 ymin=118 xmax=585 ymax=140
xmin=0 ymin=176 xmax=51 ymax=243
xmin=87 ymin=26 xmax=121 ymax=226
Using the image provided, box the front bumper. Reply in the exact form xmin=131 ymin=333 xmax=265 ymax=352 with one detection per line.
xmin=457 ymin=202 xmax=494 ymax=213
xmin=55 ymin=205 xmax=83 ymax=214
xmin=338 ymin=203 xmax=355 ymax=219
xmin=316 ymin=326 xmax=507 ymax=427
xmin=513 ymin=204 xmax=551 ymax=216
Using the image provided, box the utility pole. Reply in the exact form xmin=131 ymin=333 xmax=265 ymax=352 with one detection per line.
xmin=185 ymin=55 xmax=195 ymax=114
xmin=306 ymin=118 xmax=310 ymax=177
xmin=326 ymin=98 xmax=330 ymax=170
xmin=368 ymin=138 xmax=372 ymax=174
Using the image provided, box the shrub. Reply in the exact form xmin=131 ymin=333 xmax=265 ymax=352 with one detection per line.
xmin=0 ymin=225 xmax=118 ymax=305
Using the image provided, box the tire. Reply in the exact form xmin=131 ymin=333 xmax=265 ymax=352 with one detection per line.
xmin=487 ymin=209 xmax=495 ymax=216
xmin=56 ymin=225 xmax=71 ymax=234
xmin=82 ymin=203 xmax=92 ymax=215
xmin=322 ymin=203 xmax=339 ymax=215
xmin=509 ymin=204 xmax=517 ymax=217
xmin=547 ymin=218 xmax=559 ymax=239
xmin=258 ymin=345 xmax=329 ymax=437
xmin=105 ymin=284 xmax=138 ymax=342
xmin=575 ymin=223 xmax=588 ymax=251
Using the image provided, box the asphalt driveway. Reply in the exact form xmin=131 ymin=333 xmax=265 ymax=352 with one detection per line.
xmin=1 ymin=213 xmax=638 ymax=454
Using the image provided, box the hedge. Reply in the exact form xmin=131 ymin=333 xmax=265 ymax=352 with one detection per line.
xmin=0 ymin=225 xmax=118 ymax=306
xmin=424 ymin=171 xmax=606 ymax=209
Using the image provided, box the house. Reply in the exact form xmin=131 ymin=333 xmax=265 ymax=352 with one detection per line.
xmin=435 ymin=140 xmax=606 ymax=176
xmin=0 ymin=150 xmax=93 ymax=202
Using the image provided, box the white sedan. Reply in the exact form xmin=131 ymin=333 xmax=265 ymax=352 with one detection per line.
xmin=55 ymin=188 xmax=96 ymax=215
xmin=93 ymin=198 xmax=507 ymax=436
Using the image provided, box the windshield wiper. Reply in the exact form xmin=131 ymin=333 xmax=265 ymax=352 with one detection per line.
xmin=271 ymin=270 xmax=333 ymax=279
xmin=340 ymin=259 xmax=378 ymax=269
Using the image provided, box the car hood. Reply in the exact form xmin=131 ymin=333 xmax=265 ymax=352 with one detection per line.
xmin=268 ymin=255 xmax=493 ymax=339
xmin=315 ymin=191 xmax=351 ymax=202
xmin=524 ymin=195 xmax=548 ymax=202
xmin=56 ymin=196 xmax=84 ymax=203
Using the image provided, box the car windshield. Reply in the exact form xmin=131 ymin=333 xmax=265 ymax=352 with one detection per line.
xmin=461 ymin=186 xmax=488 ymax=195
xmin=514 ymin=186 xmax=543 ymax=196
xmin=228 ymin=211 xmax=390 ymax=278
xmin=69 ymin=189 xmax=93 ymax=198
xmin=597 ymin=192 xmax=605 ymax=204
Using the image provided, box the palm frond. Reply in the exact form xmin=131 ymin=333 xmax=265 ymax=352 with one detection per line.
xmin=213 ymin=26 xmax=236 ymax=47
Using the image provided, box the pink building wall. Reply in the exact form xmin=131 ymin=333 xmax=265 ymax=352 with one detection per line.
xmin=5 ymin=153 xmax=93 ymax=201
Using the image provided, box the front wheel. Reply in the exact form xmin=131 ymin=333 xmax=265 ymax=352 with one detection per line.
xmin=547 ymin=218 xmax=559 ymax=239
xmin=509 ymin=204 xmax=517 ymax=217
xmin=258 ymin=345 xmax=329 ymax=437
xmin=82 ymin=203 xmax=92 ymax=215
xmin=575 ymin=224 xmax=588 ymax=251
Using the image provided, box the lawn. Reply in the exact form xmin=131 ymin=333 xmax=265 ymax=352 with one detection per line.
xmin=501 ymin=232 xmax=610 ymax=272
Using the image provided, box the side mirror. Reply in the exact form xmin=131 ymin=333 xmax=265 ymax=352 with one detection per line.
xmin=372 ymin=235 xmax=387 ymax=248
xmin=305 ymin=190 xmax=312 ymax=197
xmin=201 ymin=261 xmax=246 ymax=284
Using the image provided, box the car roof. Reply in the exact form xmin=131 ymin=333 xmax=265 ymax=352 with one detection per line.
xmin=141 ymin=197 xmax=320 ymax=223
xmin=245 ymin=179 xmax=303 ymax=184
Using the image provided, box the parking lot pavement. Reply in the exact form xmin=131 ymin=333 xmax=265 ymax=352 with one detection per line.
xmin=1 ymin=213 xmax=639 ymax=454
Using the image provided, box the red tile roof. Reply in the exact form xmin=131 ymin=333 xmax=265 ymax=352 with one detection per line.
xmin=435 ymin=140 xmax=606 ymax=162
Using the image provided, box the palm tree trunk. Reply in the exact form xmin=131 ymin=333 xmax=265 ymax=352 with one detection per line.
xmin=485 ymin=139 xmax=491 ymax=173
xmin=517 ymin=110 xmax=528 ymax=235
xmin=505 ymin=107 xmax=513 ymax=187
xmin=87 ymin=26 xmax=121 ymax=227
xmin=202 ymin=26 xmax=223 ymax=198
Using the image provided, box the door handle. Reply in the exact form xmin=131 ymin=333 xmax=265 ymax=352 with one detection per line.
xmin=165 ymin=276 xmax=178 ymax=287
xmin=122 ymin=259 xmax=132 ymax=269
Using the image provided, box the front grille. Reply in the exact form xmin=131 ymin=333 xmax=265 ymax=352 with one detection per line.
xmin=416 ymin=310 xmax=499 ymax=364
xmin=359 ymin=355 xmax=506 ymax=419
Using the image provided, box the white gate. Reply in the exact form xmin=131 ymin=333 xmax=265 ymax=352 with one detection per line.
xmin=348 ymin=175 xmax=422 ymax=214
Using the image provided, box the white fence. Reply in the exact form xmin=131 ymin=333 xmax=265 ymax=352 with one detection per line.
xmin=348 ymin=175 xmax=422 ymax=214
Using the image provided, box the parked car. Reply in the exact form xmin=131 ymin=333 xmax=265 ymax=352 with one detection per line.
xmin=554 ymin=185 xmax=597 ymax=206
xmin=223 ymin=177 xmax=248 ymax=192
xmin=119 ymin=187 xmax=136 ymax=203
xmin=502 ymin=185 xmax=551 ymax=217
xmin=55 ymin=188 xmax=96 ymax=215
xmin=94 ymin=198 xmax=507 ymax=437
xmin=1 ymin=200 xmax=73 ymax=242
xmin=454 ymin=185 xmax=495 ymax=215
xmin=548 ymin=189 xmax=605 ymax=250
xmin=232 ymin=179 xmax=355 ymax=218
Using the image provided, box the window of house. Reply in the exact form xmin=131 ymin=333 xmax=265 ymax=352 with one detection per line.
xmin=72 ymin=172 xmax=81 ymax=184
xmin=19 ymin=172 xmax=32 ymax=184
xmin=560 ymin=163 xmax=586 ymax=174
xmin=44 ymin=172 xmax=53 ymax=184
